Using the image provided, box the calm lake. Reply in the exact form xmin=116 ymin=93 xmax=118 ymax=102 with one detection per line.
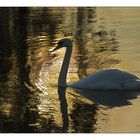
xmin=0 ymin=7 xmax=140 ymax=132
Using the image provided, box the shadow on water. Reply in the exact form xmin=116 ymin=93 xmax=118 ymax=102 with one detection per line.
xmin=73 ymin=89 xmax=140 ymax=108
xmin=59 ymin=84 xmax=140 ymax=132
xmin=0 ymin=8 xmax=46 ymax=133
xmin=0 ymin=8 xmax=25 ymax=132
xmin=69 ymin=94 xmax=97 ymax=133
xmin=57 ymin=86 xmax=97 ymax=133
xmin=0 ymin=8 xmax=39 ymax=132
xmin=57 ymin=87 xmax=69 ymax=132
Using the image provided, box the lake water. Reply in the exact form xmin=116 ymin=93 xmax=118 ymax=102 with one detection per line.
xmin=0 ymin=7 xmax=140 ymax=133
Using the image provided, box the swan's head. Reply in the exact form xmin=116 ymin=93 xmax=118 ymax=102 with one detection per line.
xmin=52 ymin=38 xmax=72 ymax=51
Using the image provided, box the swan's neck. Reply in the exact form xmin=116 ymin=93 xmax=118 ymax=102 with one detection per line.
xmin=58 ymin=46 xmax=72 ymax=87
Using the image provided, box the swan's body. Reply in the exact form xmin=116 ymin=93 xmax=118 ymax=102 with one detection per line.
xmin=53 ymin=38 xmax=140 ymax=90
xmin=69 ymin=69 xmax=140 ymax=90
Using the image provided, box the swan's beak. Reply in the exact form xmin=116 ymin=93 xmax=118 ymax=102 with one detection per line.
xmin=52 ymin=44 xmax=61 ymax=52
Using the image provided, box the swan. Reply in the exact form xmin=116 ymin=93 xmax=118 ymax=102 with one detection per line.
xmin=52 ymin=38 xmax=140 ymax=90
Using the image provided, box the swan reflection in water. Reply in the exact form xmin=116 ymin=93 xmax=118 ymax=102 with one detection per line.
xmin=57 ymin=86 xmax=69 ymax=132
xmin=57 ymin=86 xmax=140 ymax=132
xmin=72 ymin=89 xmax=140 ymax=107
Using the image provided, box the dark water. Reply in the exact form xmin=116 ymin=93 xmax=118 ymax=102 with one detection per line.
xmin=0 ymin=7 xmax=140 ymax=133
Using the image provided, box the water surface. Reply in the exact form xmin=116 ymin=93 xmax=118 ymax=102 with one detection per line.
xmin=0 ymin=7 xmax=140 ymax=132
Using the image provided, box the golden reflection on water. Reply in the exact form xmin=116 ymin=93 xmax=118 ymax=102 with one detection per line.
xmin=20 ymin=7 xmax=140 ymax=132
xmin=0 ymin=102 xmax=12 ymax=117
xmin=1 ymin=7 xmax=140 ymax=132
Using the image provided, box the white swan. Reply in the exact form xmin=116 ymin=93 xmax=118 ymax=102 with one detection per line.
xmin=52 ymin=38 xmax=140 ymax=90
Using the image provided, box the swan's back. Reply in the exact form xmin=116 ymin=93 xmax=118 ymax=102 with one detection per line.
xmin=69 ymin=69 xmax=140 ymax=90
